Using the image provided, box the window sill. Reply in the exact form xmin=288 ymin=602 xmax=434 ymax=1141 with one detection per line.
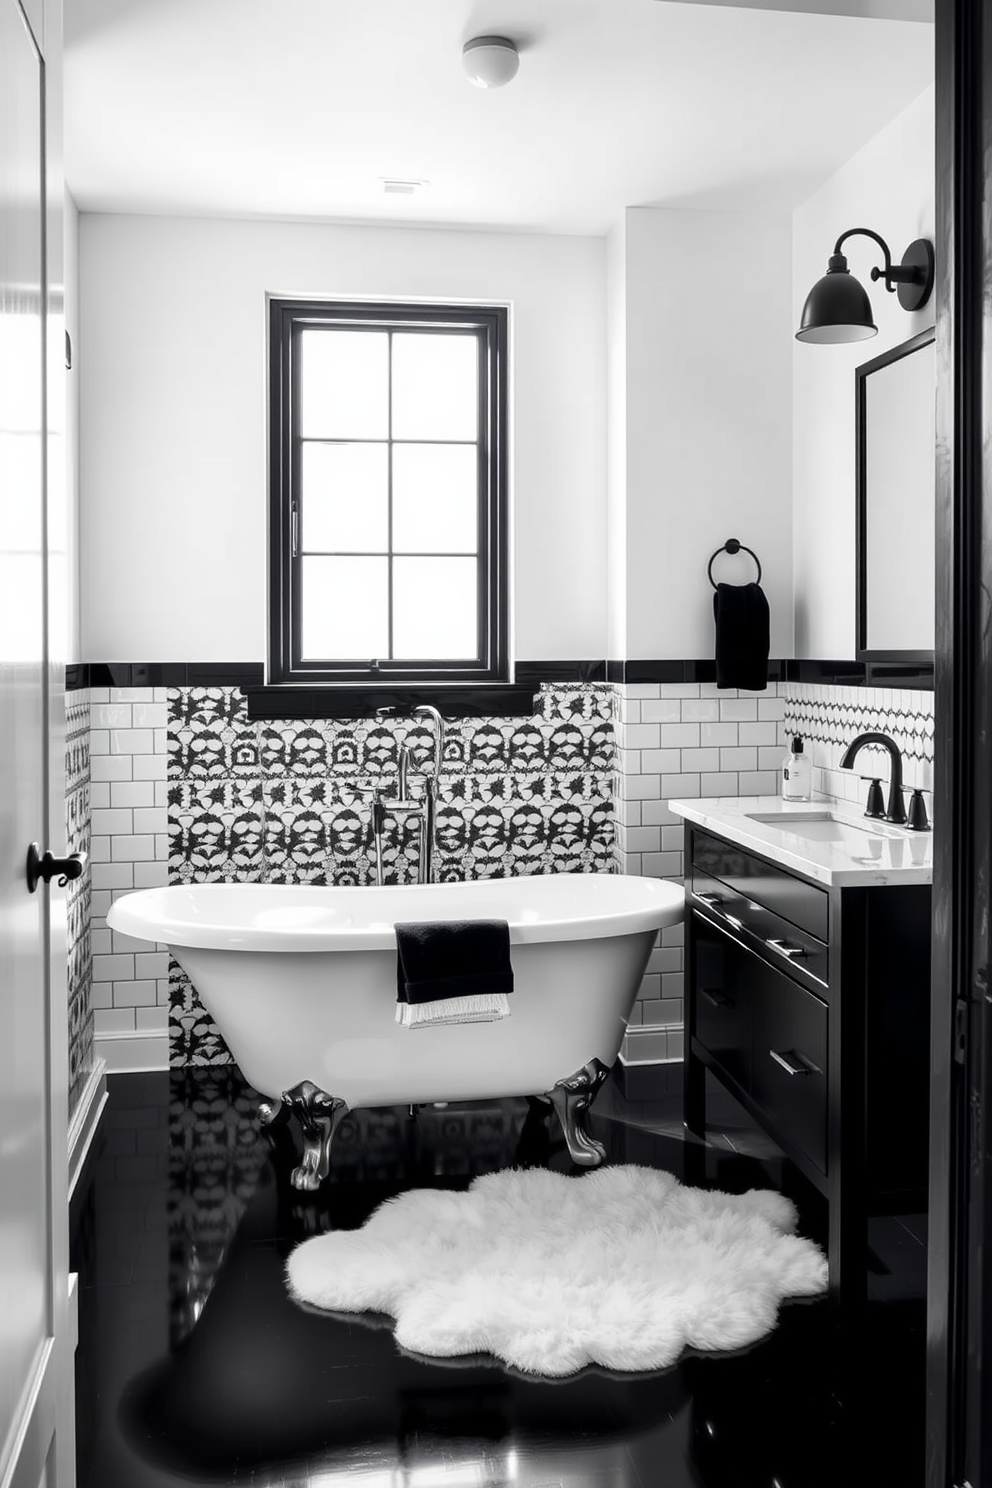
xmin=241 ymin=682 xmax=538 ymax=721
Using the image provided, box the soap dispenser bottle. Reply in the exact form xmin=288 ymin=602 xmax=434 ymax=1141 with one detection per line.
xmin=782 ymin=735 xmax=812 ymax=801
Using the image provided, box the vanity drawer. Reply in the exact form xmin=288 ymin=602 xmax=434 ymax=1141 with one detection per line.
xmin=750 ymin=967 xmax=828 ymax=1175
xmin=690 ymin=871 xmax=829 ymax=989
xmin=691 ymin=829 xmax=829 ymax=944
xmin=690 ymin=910 xmax=829 ymax=1174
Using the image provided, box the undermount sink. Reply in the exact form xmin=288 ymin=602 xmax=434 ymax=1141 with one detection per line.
xmin=744 ymin=810 xmax=888 ymax=843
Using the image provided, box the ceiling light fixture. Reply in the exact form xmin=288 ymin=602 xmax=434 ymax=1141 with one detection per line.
xmin=795 ymin=228 xmax=935 ymax=345
xmin=462 ymin=35 xmax=519 ymax=89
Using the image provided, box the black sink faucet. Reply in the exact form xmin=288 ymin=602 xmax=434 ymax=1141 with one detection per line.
xmin=839 ymin=732 xmax=907 ymax=824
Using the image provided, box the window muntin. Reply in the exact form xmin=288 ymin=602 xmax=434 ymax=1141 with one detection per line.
xmin=269 ymin=301 xmax=507 ymax=686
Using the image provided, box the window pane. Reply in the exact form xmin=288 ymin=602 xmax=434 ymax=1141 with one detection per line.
xmin=392 ymin=557 xmax=478 ymax=659
xmin=301 ymin=556 xmax=389 ymax=659
xmin=301 ymin=442 xmax=388 ymax=552
xmin=391 ymin=333 xmax=478 ymax=441
xmin=299 ymin=329 xmax=388 ymax=439
xmin=392 ymin=443 xmax=478 ymax=554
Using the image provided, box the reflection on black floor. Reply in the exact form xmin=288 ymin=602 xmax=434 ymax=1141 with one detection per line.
xmin=72 ymin=1068 xmax=928 ymax=1487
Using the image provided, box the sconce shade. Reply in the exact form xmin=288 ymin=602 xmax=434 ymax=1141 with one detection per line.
xmin=796 ymin=252 xmax=878 ymax=344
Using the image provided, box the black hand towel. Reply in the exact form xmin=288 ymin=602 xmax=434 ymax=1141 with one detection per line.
xmin=394 ymin=919 xmax=513 ymax=1029
xmin=713 ymin=581 xmax=770 ymax=691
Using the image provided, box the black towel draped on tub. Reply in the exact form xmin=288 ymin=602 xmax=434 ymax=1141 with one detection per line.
xmin=713 ymin=581 xmax=770 ymax=691
xmin=394 ymin=920 xmax=514 ymax=1029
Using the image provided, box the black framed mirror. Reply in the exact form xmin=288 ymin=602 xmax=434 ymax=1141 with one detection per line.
xmin=855 ymin=326 xmax=936 ymax=664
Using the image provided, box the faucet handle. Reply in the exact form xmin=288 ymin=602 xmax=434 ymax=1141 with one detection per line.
xmin=858 ymin=776 xmax=886 ymax=819
xmin=398 ymin=741 xmax=425 ymax=773
xmin=350 ymin=786 xmax=383 ymax=849
xmin=899 ymin=784 xmax=931 ymax=831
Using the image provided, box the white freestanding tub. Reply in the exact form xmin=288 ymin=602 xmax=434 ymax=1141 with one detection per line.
xmin=109 ymin=873 xmax=684 ymax=1187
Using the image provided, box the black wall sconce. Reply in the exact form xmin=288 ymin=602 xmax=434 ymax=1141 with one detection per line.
xmin=796 ymin=228 xmax=935 ymax=344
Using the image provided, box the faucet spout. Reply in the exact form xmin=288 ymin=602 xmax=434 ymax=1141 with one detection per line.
xmin=411 ymin=707 xmax=446 ymax=884
xmin=839 ymin=731 xmax=907 ymax=824
xmin=411 ymin=705 xmax=446 ymax=777
xmin=367 ymin=707 xmax=447 ymax=885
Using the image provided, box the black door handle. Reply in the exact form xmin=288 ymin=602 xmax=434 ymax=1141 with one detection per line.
xmin=26 ymin=843 xmax=87 ymax=893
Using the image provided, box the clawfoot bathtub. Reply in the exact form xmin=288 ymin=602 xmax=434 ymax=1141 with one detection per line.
xmin=109 ymin=873 xmax=684 ymax=1188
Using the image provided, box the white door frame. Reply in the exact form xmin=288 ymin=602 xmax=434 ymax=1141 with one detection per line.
xmin=0 ymin=1 xmax=74 ymax=1486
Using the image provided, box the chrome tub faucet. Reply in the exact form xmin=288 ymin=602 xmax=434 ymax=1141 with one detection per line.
xmin=368 ymin=706 xmax=447 ymax=883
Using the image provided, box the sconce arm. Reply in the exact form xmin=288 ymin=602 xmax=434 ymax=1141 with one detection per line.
xmin=832 ymin=226 xmax=930 ymax=296
xmin=832 ymin=227 xmax=897 ymax=290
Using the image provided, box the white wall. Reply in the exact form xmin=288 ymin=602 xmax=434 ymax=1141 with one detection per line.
xmin=605 ymin=217 xmax=627 ymax=660
xmin=78 ymin=214 xmax=606 ymax=662
xmin=616 ymin=206 xmax=794 ymax=659
xmin=65 ymin=191 xmax=80 ymax=663
xmin=793 ymin=83 xmax=934 ymax=657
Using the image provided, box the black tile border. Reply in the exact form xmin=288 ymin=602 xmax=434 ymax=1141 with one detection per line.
xmin=791 ymin=659 xmax=934 ymax=690
xmin=514 ymin=659 xmax=607 ymax=684
xmin=65 ymin=662 xmax=266 ymax=690
xmin=618 ymin=659 xmax=787 ymax=685
xmin=64 ymin=656 xmax=934 ymax=694
xmin=242 ymin=684 xmax=538 ymax=720
xmin=609 ymin=658 xmax=934 ymax=691
xmin=613 ymin=1059 xmax=684 ymax=1104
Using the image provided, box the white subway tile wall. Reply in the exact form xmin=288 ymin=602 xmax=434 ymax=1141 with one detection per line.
xmin=88 ymin=687 xmax=170 ymax=1040
xmin=613 ymin=681 xmax=787 ymax=1063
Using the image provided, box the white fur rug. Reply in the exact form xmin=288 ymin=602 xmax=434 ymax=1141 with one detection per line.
xmin=286 ymin=1165 xmax=827 ymax=1376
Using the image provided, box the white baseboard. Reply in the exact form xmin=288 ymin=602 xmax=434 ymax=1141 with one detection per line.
xmin=68 ymin=1057 xmax=108 ymax=1197
xmin=94 ymin=1026 xmax=169 ymax=1074
xmin=620 ymin=1025 xmax=683 ymax=1066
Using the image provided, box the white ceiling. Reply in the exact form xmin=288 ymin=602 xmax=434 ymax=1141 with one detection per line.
xmin=64 ymin=0 xmax=934 ymax=235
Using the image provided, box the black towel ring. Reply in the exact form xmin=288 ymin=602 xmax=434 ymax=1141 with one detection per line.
xmin=707 ymin=538 xmax=762 ymax=589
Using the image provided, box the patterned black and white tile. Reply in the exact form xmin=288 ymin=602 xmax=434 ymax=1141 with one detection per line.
xmin=783 ymin=683 xmax=934 ymax=804
xmin=66 ymin=689 xmax=93 ymax=1118
xmin=167 ymin=685 xmax=617 ymax=1065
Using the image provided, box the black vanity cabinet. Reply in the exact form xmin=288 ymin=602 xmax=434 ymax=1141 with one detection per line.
xmin=684 ymin=825 xmax=931 ymax=1304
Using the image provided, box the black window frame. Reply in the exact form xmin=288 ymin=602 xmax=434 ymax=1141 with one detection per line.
xmin=267 ymin=297 xmax=509 ymax=688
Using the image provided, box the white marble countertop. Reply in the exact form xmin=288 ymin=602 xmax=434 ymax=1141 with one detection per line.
xmin=668 ymin=795 xmax=933 ymax=888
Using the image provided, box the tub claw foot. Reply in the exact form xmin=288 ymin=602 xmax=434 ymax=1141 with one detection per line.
xmin=282 ymin=1081 xmax=349 ymax=1192
xmin=547 ymin=1058 xmax=609 ymax=1169
xmin=258 ymin=1097 xmax=288 ymax=1127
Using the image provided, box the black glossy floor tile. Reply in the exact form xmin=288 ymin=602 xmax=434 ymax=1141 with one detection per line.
xmin=73 ymin=1068 xmax=927 ymax=1488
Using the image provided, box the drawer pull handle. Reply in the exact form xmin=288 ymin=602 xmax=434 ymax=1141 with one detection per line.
xmin=769 ymin=1048 xmax=811 ymax=1077
xmin=696 ymin=890 xmax=743 ymax=929
xmin=701 ymin=987 xmax=732 ymax=1009
xmin=766 ymin=937 xmax=808 ymax=961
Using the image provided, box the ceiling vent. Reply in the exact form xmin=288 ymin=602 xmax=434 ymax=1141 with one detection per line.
xmin=380 ymin=178 xmax=428 ymax=196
